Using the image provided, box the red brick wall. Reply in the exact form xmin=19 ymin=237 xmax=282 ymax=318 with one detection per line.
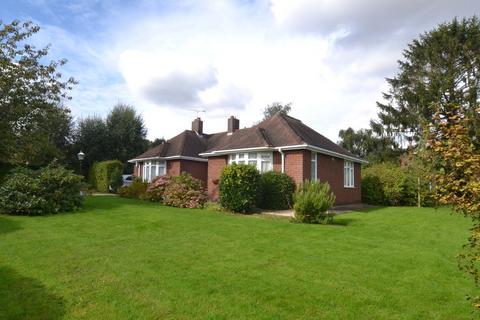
xmin=273 ymin=151 xmax=282 ymax=172
xmin=133 ymin=163 xmax=143 ymax=178
xmin=316 ymin=153 xmax=361 ymax=205
xmin=180 ymin=160 xmax=208 ymax=187
xmin=207 ymin=156 xmax=228 ymax=200
xmin=283 ymin=150 xmax=309 ymax=185
xmin=167 ymin=160 xmax=181 ymax=177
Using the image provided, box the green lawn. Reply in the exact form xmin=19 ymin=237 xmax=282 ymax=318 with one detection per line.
xmin=0 ymin=197 xmax=477 ymax=319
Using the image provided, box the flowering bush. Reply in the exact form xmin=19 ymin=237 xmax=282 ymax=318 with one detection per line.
xmin=163 ymin=173 xmax=207 ymax=209
xmin=144 ymin=176 xmax=171 ymax=202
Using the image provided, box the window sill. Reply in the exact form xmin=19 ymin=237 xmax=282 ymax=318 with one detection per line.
xmin=344 ymin=186 xmax=355 ymax=189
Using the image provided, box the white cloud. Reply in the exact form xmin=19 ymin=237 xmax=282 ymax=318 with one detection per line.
xmin=27 ymin=0 xmax=480 ymax=143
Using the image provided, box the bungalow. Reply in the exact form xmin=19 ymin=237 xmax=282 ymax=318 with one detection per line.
xmin=128 ymin=113 xmax=367 ymax=205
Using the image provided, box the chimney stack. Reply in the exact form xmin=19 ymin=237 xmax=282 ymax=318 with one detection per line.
xmin=228 ymin=116 xmax=239 ymax=134
xmin=192 ymin=117 xmax=203 ymax=134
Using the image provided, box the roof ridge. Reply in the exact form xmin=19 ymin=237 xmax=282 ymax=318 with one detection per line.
xmin=256 ymin=127 xmax=273 ymax=147
xmin=277 ymin=113 xmax=305 ymax=145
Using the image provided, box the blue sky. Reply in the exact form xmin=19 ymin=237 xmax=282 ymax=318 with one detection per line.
xmin=2 ymin=0 xmax=479 ymax=141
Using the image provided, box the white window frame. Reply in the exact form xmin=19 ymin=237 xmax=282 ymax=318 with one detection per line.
xmin=142 ymin=160 xmax=166 ymax=182
xmin=311 ymin=152 xmax=317 ymax=181
xmin=344 ymin=160 xmax=354 ymax=188
xmin=228 ymin=152 xmax=272 ymax=173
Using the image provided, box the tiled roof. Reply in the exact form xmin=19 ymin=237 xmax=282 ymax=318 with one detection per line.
xmin=130 ymin=113 xmax=363 ymax=162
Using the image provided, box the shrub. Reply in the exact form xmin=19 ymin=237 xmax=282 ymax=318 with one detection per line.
xmin=88 ymin=160 xmax=124 ymax=193
xmin=219 ymin=164 xmax=261 ymax=213
xmin=293 ymin=180 xmax=336 ymax=224
xmin=144 ymin=176 xmax=171 ymax=202
xmin=118 ymin=178 xmax=148 ymax=199
xmin=361 ymin=163 xmax=405 ymax=206
xmin=0 ymin=171 xmax=47 ymax=215
xmin=259 ymin=171 xmax=295 ymax=209
xmin=0 ymin=163 xmax=83 ymax=216
xmin=163 ymin=173 xmax=207 ymax=208
xmin=38 ymin=162 xmax=84 ymax=213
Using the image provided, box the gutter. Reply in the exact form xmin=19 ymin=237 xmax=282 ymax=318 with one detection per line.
xmin=199 ymin=143 xmax=367 ymax=164
xmin=128 ymin=155 xmax=208 ymax=163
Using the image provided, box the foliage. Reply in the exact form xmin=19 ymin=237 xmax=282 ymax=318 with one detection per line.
xmin=338 ymin=126 xmax=400 ymax=163
xmin=219 ymin=164 xmax=261 ymax=213
xmin=117 ymin=178 xmax=148 ymax=199
xmin=293 ymin=180 xmax=336 ymax=224
xmin=259 ymin=171 xmax=295 ymax=210
xmin=88 ymin=160 xmax=124 ymax=193
xmin=0 ymin=20 xmax=76 ymax=166
xmin=361 ymin=163 xmax=406 ymax=206
xmin=144 ymin=175 xmax=171 ymax=202
xmin=203 ymin=201 xmax=224 ymax=212
xmin=162 ymin=173 xmax=207 ymax=209
xmin=376 ymin=16 xmax=480 ymax=145
xmin=426 ymin=104 xmax=480 ymax=307
xmin=72 ymin=104 xmax=148 ymax=174
xmin=0 ymin=162 xmax=83 ymax=215
xmin=262 ymin=102 xmax=292 ymax=120
xmin=73 ymin=116 xmax=110 ymax=173
xmin=106 ymin=104 xmax=149 ymax=166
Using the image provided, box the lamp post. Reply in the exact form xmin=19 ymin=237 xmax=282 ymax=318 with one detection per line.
xmin=77 ymin=151 xmax=85 ymax=175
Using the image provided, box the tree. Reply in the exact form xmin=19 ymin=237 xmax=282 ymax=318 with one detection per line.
xmin=106 ymin=104 xmax=148 ymax=165
xmin=149 ymin=138 xmax=166 ymax=148
xmin=376 ymin=16 xmax=480 ymax=145
xmin=0 ymin=20 xmax=76 ymax=166
xmin=427 ymin=104 xmax=480 ymax=308
xmin=74 ymin=116 xmax=110 ymax=172
xmin=262 ymin=102 xmax=292 ymax=120
xmin=338 ymin=126 xmax=399 ymax=162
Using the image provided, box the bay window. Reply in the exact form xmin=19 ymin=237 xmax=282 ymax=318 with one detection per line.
xmin=229 ymin=152 xmax=272 ymax=173
xmin=143 ymin=160 xmax=166 ymax=182
xmin=344 ymin=160 xmax=354 ymax=187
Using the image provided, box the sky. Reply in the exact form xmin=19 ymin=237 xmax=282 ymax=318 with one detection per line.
xmin=2 ymin=0 xmax=479 ymax=142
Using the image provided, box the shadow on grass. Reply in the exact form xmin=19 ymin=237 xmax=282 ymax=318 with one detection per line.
xmin=0 ymin=216 xmax=21 ymax=235
xmin=329 ymin=218 xmax=357 ymax=226
xmin=0 ymin=266 xmax=65 ymax=320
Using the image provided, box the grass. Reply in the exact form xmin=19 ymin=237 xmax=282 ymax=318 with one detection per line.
xmin=0 ymin=196 xmax=477 ymax=319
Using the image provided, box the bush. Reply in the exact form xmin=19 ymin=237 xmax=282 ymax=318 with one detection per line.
xmin=88 ymin=160 xmax=124 ymax=193
xmin=38 ymin=162 xmax=84 ymax=213
xmin=118 ymin=178 xmax=148 ymax=199
xmin=144 ymin=176 xmax=171 ymax=202
xmin=362 ymin=163 xmax=405 ymax=206
xmin=259 ymin=171 xmax=295 ymax=209
xmin=163 ymin=173 xmax=207 ymax=208
xmin=293 ymin=180 xmax=336 ymax=224
xmin=219 ymin=164 xmax=261 ymax=213
xmin=0 ymin=163 xmax=83 ymax=216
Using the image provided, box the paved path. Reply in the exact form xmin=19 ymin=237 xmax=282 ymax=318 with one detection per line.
xmin=262 ymin=203 xmax=374 ymax=218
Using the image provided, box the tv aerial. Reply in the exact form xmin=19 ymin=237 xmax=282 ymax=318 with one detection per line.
xmin=190 ymin=109 xmax=206 ymax=118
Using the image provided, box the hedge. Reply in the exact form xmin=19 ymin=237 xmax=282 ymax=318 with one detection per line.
xmin=89 ymin=160 xmax=124 ymax=193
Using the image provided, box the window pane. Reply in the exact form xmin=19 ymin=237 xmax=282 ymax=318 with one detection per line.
xmin=150 ymin=165 xmax=156 ymax=180
xmin=238 ymin=160 xmax=245 ymax=165
xmin=159 ymin=166 xmax=166 ymax=176
xmin=248 ymin=160 xmax=257 ymax=166
xmin=260 ymin=153 xmax=271 ymax=160
xmin=238 ymin=153 xmax=245 ymax=159
xmin=261 ymin=161 xmax=271 ymax=172
xmin=248 ymin=152 xmax=257 ymax=159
